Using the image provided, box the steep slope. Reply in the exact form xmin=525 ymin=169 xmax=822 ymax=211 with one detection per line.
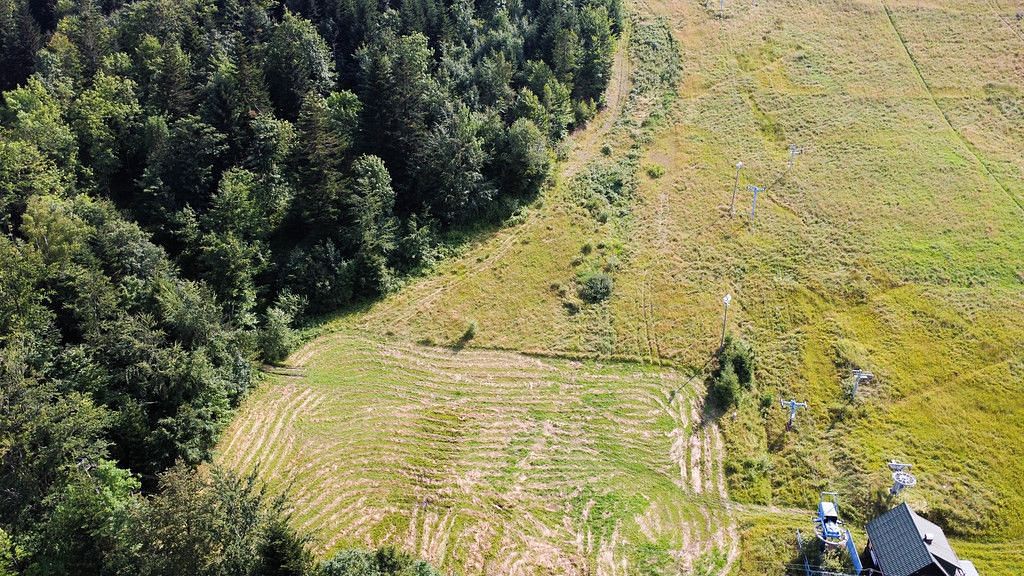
xmin=220 ymin=18 xmax=757 ymax=575
xmin=221 ymin=2 xmax=1024 ymax=574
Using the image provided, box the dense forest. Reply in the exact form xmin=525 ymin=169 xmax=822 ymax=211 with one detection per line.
xmin=0 ymin=0 xmax=620 ymax=572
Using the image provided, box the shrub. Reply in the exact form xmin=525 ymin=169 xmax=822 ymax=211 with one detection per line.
xmin=578 ymin=272 xmax=613 ymax=303
xmin=259 ymin=293 xmax=305 ymax=363
xmin=320 ymin=546 xmax=440 ymax=576
xmin=260 ymin=308 xmax=294 ymax=364
xmin=708 ymin=362 xmax=740 ymax=408
xmin=645 ymin=163 xmax=665 ymax=178
xmin=604 ymin=255 xmax=620 ymax=272
xmin=720 ymin=335 xmax=755 ymax=389
xmin=461 ymin=319 xmax=477 ymax=342
xmin=283 ymin=240 xmax=354 ymax=315
xmin=708 ymin=334 xmax=755 ymax=409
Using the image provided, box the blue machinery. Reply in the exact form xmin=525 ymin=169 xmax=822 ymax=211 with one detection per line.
xmin=815 ymin=492 xmax=846 ymax=545
xmin=846 ymin=530 xmax=863 ymax=574
xmin=796 ymin=493 xmax=864 ymax=575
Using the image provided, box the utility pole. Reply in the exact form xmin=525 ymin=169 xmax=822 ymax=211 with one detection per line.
xmin=780 ymin=399 xmax=808 ymax=430
xmin=747 ymin=184 xmax=765 ymax=227
xmin=850 ymin=369 xmax=874 ymax=400
xmin=729 ymin=161 xmax=744 ymax=216
xmin=721 ymin=293 xmax=732 ymax=346
xmin=788 ymin=144 xmax=803 ymax=170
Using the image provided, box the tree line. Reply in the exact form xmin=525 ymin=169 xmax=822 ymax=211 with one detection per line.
xmin=0 ymin=0 xmax=620 ymax=572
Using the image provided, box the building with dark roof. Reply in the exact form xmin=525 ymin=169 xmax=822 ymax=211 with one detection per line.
xmin=864 ymin=503 xmax=978 ymax=576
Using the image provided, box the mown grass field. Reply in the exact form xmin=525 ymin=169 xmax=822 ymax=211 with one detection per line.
xmin=220 ymin=1 xmax=1024 ymax=574
xmin=220 ymin=332 xmax=740 ymax=574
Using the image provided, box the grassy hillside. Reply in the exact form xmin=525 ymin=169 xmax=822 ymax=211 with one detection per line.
xmin=621 ymin=0 xmax=1024 ymax=548
xmin=220 ymin=1 xmax=1024 ymax=574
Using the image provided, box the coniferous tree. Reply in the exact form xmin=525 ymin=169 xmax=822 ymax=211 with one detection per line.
xmin=153 ymin=40 xmax=194 ymax=118
xmin=161 ymin=115 xmax=228 ymax=210
xmin=416 ymin=102 xmax=492 ymax=222
xmin=265 ymin=10 xmax=336 ymax=119
xmin=28 ymin=0 xmax=58 ymax=32
xmin=234 ymin=34 xmax=272 ymax=115
xmin=0 ymin=0 xmax=42 ymax=91
xmin=179 ymin=168 xmax=269 ymax=324
xmin=348 ymin=154 xmax=397 ymax=293
xmin=356 ymin=28 xmax=439 ymax=201
xmin=290 ymin=91 xmax=345 ymax=230
xmin=576 ymin=5 xmax=614 ymax=104
xmin=65 ymin=0 xmax=105 ymax=81
xmin=202 ymin=52 xmax=241 ymax=146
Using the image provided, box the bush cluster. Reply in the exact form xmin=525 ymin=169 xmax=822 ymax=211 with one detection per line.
xmin=708 ymin=335 xmax=755 ymax=409
xmin=578 ymin=272 xmax=614 ymax=303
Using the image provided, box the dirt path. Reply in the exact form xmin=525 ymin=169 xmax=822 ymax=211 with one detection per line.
xmin=561 ymin=25 xmax=634 ymax=178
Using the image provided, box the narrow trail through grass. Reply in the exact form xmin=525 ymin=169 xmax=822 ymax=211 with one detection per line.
xmin=881 ymin=0 xmax=1023 ymax=214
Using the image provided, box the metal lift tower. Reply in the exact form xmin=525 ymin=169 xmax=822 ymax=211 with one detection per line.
xmin=747 ymin=184 xmax=765 ymax=227
xmin=788 ymin=144 xmax=804 ymax=170
xmin=780 ymin=399 xmax=808 ymax=430
xmin=888 ymin=461 xmax=917 ymax=496
xmin=729 ymin=161 xmax=744 ymax=216
xmin=850 ymin=369 xmax=874 ymax=400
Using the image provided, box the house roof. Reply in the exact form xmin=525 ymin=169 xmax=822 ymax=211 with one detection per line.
xmin=866 ymin=503 xmax=963 ymax=576
xmin=960 ymin=560 xmax=979 ymax=576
